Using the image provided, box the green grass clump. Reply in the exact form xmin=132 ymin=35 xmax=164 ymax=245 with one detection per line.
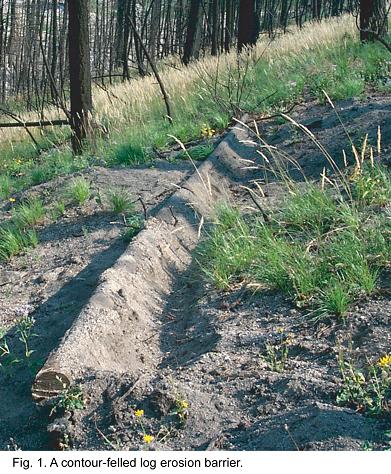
xmin=319 ymin=280 xmax=352 ymax=317
xmin=0 ymin=198 xmax=43 ymax=261
xmin=198 ymin=205 xmax=260 ymax=290
xmin=280 ymin=185 xmax=339 ymax=233
xmin=106 ymin=187 xmax=135 ymax=214
xmin=0 ymin=225 xmax=38 ymax=261
xmin=68 ymin=178 xmax=91 ymax=205
xmin=12 ymin=198 xmax=45 ymax=229
xmin=30 ymin=166 xmax=55 ymax=186
xmin=110 ymin=142 xmax=146 ymax=166
xmin=352 ymin=163 xmax=391 ymax=206
xmin=0 ymin=176 xmax=13 ymax=200
xmin=49 ymin=201 xmax=66 ymax=221
xmin=199 ymin=165 xmax=391 ymax=319
xmin=176 ymin=144 xmax=215 ymax=162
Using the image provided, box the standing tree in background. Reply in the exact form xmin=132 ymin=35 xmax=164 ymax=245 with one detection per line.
xmin=0 ymin=1 xmax=359 ymax=104
xmin=182 ymin=0 xmax=202 ymax=65
xmin=68 ymin=0 xmax=93 ymax=154
xmin=238 ymin=0 xmax=258 ymax=51
xmin=211 ymin=0 xmax=219 ymax=56
xmin=149 ymin=0 xmax=162 ymax=64
xmin=360 ymin=0 xmax=388 ymax=41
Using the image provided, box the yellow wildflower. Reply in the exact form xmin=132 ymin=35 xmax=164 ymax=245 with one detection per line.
xmin=179 ymin=400 xmax=189 ymax=409
xmin=134 ymin=409 xmax=144 ymax=417
xmin=378 ymin=354 xmax=391 ymax=369
xmin=9 ymin=198 xmax=16 ymax=203
xmin=143 ymin=434 xmax=154 ymax=444
xmin=201 ymin=124 xmax=216 ymax=139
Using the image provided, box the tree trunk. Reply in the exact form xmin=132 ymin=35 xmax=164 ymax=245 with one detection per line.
xmin=360 ymin=0 xmax=388 ymax=41
xmin=51 ymin=0 xmax=58 ymax=101
xmin=114 ymin=0 xmax=125 ymax=68
xmin=224 ymin=0 xmax=233 ymax=52
xmin=211 ymin=0 xmax=219 ymax=56
xmin=68 ymin=0 xmax=93 ymax=154
xmin=182 ymin=0 xmax=201 ymax=65
xmin=238 ymin=0 xmax=258 ymax=51
xmin=149 ymin=0 xmax=161 ymax=63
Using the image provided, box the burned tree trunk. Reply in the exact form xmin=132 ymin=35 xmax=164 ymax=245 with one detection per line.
xmin=68 ymin=0 xmax=93 ymax=155
xmin=360 ymin=0 xmax=388 ymax=42
xmin=182 ymin=0 xmax=201 ymax=65
xmin=211 ymin=0 xmax=219 ymax=56
xmin=238 ymin=0 xmax=258 ymax=51
xmin=224 ymin=0 xmax=234 ymax=52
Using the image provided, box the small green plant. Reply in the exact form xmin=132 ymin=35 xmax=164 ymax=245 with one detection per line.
xmin=68 ymin=177 xmax=91 ymax=205
xmin=133 ymin=408 xmax=155 ymax=445
xmin=261 ymin=330 xmax=293 ymax=373
xmin=197 ymin=205 xmax=259 ymax=290
xmin=0 ymin=330 xmax=20 ymax=370
xmin=50 ymin=201 xmax=66 ymax=221
xmin=12 ymin=198 xmax=45 ymax=229
xmin=337 ymin=350 xmax=391 ymax=416
xmin=170 ymin=398 xmax=189 ymax=424
xmin=16 ymin=315 xmax=37 ymax=358
xmin=123 ymin=214 xmax=144 ymax=242
xmin=51 ymin=384 xmax=85 ymax=416
xmin=317 ymin=279 xmax=351 ymax=319
xmin=30 ymin=166 xmax=53 ymax=186
xmin=106 ymin=187 xmax=135 ymax=214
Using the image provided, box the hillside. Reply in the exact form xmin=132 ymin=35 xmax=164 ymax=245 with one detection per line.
xmin=1 ymin=11 xmax=391 ymax=452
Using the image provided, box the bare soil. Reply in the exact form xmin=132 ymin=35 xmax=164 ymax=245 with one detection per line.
xmin=1 ymin=92 xmax=391 ymax=451
xmin=0 ymin=161 xmax=194 ymax=449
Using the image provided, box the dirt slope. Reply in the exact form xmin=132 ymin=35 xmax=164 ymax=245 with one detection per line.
xmin=1 ymin=93 xmax=391 ymax=450
xmin=63 ymin=93 xmax=391 ymax=451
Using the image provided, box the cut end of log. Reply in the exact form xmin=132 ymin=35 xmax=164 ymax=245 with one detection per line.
xmin=32 ymin=370 xmax=71 ymax=401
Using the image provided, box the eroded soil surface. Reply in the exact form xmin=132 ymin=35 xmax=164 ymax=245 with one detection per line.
xmin=1 ymin=92 xmax=391 ymax=450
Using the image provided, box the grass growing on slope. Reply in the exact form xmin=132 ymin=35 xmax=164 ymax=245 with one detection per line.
xmin=67 ymin=178 xmax=92 ymax=205
xmin=12 ymin=198 xmax=46 ymax=229
xmin=105 ymin=187 xmax=135 ymax=214
xmin=0 ymin=178 xmax=144 ymax=262
xmin=198 ymin=146 xmax=391 ymax=320
xmin=0 ymin=226 xmax=39 ymax=262
xmin=0 ymin=16 xmax=390 ymax=197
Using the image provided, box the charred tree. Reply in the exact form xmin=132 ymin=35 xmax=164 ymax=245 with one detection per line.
xmin=182 ymin=0 xmax=201 ymax=65
xmin=211 ymin=0 xmax=219 ymax=56
xmin=360 ymin=0 xmax=388 ymax=41
xmin=68 ymin=0 xmax=93 ymax=154
xmin=238 ymin=0 xmax=258 ymax=51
